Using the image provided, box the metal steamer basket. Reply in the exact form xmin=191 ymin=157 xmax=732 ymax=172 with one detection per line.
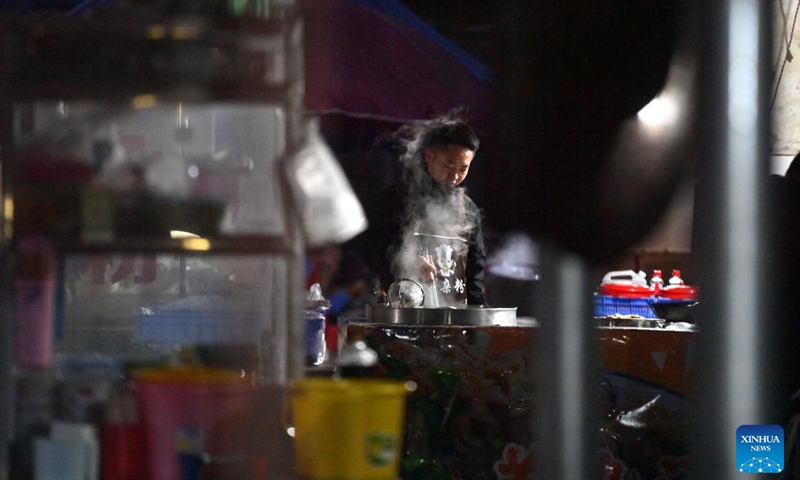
xmin=365 ymin=304 xmax=517 ymax=326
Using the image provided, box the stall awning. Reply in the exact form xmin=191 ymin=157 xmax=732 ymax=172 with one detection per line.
xmin=303 ymin=0 xmax=494 ymax=123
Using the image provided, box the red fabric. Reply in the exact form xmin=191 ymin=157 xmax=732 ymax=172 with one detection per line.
xmin=304 ymin=0 xmax=492 ymax=123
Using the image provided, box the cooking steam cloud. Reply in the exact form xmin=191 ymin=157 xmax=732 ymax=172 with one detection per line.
xmin=487 ymin=233 xmax=540 ymax=281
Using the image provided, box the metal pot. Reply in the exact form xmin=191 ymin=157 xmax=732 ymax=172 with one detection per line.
xmin=365 ymin=304 xmax=517 ymax=326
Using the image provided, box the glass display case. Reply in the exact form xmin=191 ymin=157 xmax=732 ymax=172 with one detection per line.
xmin=0 ymin=2 xmax=308 ymax=479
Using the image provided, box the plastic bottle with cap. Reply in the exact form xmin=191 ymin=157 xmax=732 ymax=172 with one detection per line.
xmin=305 ymin=283 xmax=331 ymax=367
xmin=668 ymin=269 xmax=685 ymax=286
xmin=650 ymin=270 xmax=664 ymax=294
xmin=100 ymin=382 xmax=143 ymax=480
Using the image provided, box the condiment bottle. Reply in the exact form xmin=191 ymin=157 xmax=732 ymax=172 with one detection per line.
xmin=669 ymin=269 xmax=685 ymax=286
xmin=304 ymin=283 xmax=331 ymax=367
xmin=101 ymin=382 xmax=143 ymax=480
xmin=650 ymin=270 xmax=664 ymax=294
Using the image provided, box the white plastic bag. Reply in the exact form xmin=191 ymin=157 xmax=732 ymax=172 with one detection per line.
xmin=284 ymin=119 xmax=368 ymax=248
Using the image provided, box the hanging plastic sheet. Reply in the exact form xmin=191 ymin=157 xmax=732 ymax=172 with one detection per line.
xmin=284 ymin=119 xmax=368 ymax=248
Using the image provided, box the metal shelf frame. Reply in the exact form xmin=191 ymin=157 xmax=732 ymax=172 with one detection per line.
xmin=0 ymin=8 xmax=309 ymax=480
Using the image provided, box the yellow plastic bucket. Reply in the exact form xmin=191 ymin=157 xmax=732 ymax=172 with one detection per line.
xmin=288 ymin=378 xmax=413 ymax=480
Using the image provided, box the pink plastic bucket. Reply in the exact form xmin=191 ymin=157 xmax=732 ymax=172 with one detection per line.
xmin=132 ymin=367 xmax=264 ymax=480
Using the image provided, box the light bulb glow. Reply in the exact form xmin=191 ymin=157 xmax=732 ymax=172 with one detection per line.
xmin=637 ymin=95 xmax=680 ymax=129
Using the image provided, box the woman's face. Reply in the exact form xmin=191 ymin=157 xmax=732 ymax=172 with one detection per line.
xmin=424 ymin=144 xmax=475 ymax=187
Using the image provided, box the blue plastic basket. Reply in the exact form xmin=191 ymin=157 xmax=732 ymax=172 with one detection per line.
xmin=136 ymin=310 xmax=260 ymax=345
xmin=593 ymin=294 xmax=657 ymax=318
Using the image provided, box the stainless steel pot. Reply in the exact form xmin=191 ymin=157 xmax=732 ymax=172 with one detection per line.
xmin=365 ymin=304 xmax=517 ymax=326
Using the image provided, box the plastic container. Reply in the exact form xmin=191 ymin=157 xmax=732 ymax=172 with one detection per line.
xmin=593 ymin=294 xmax=658 ymax=318
xmin=660 ymin=270 xmax=698 ymax=302
xmin=305 ymin=283 xmax=331 ymax=367
xmin=658 ymin=284 xmax=699 ymax=301
xmin=101 ymin=384 xmax=143 ymax=480
xmin=649 ymin=271 xmax=698 ymax=322
xmin=594 ymin=269 xmax=657 ymax=318
xmin=50 ymin=422 xmax=99 ymax=480
xmin=15 ymin=235 xmax=56 ymax=370
xmin=304 ymin=309 xmax=326 ymax=366
xmin=131 ymin=367 xmax=262 ymax=480
xmin=650 ymin=270 xmax=664 ymax=294
xmin=668 ymin=269 xmax=685 ymax=286
xmin=597 ymin=270 xmax=651 ymax=298
xmin=288 ymin=378 xmax=413 ymax=480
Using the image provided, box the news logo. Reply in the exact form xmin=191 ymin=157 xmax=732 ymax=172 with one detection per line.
xmin=737 ymin=425 xmax=784 ymax=474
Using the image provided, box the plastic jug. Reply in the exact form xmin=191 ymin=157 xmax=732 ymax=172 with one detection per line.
xmin=598 ymin=270 xmax=651 ymax=298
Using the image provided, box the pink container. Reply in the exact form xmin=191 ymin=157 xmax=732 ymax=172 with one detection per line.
xmin=132 ymin=367 xmax=265 ymax=480
xmin=15 ymin=277 xmax=56 ymax=369
xmin=14 ymin=235 xmax=56 ymax=370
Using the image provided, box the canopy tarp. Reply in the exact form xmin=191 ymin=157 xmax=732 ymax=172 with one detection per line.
xmin=303 ymin=0 xmax=494 ymax=124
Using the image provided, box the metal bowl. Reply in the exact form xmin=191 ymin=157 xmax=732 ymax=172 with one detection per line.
xmin=365 ymin=304 xmax=517 ymax=326
xmin=649 ymin=300 xmax=698 ymax=322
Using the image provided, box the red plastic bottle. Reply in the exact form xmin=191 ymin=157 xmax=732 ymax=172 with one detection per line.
xmin=101 ymin=384 xmax=144 ymax=480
